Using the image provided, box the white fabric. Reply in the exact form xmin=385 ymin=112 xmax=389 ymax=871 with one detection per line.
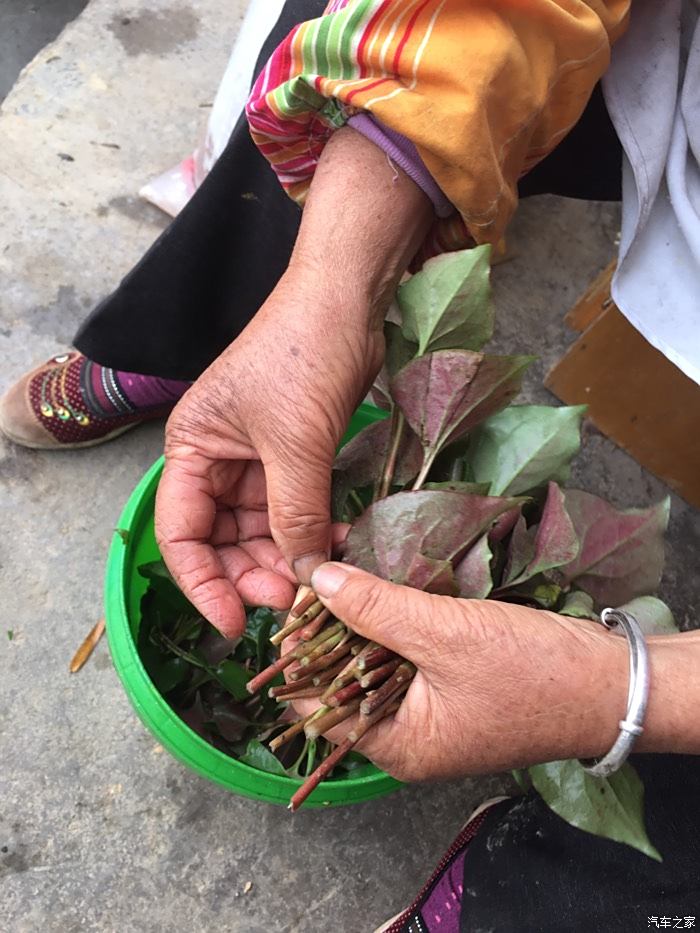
xmin=604 ymin=0 xmax=700 ymax=385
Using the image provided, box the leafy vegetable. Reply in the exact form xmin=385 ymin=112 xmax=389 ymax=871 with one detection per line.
xmin=137 ymin=559 xmax=367 ymax=781
xmin=238 ymin=739 xmax=288 ymax=776
xmin=616 ymin=596 xmax=678 ymax=635
xmin=397 ymin=246 xmax=493 ymax=354
xmin=391 ymin=350 xmax=533 ymax=487
xmin=344 ymin=490 xmax=523 ymax=593
xmin=332 ymin=416 xmax=422 ymax=509
xmin=501 ymin=483 xmax=579 ymax=588
xmin=559 ymin=590 xmax=597 ymax=620
xmin=470 ymin=404 xmax=586 ymax=495
xmin=529 ymin=759 xmax=661 ymax=861
xmin=454 ymin=534 xmax=493 ymax=598
xmin=559 ymin=491 xmax=670 ymax=606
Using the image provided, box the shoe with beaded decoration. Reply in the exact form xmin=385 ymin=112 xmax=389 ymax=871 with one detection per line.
xmin=0 ymin=351 xmax=177 ymax=450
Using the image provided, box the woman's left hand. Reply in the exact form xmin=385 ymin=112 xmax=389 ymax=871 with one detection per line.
xmin=295 ymin=562 xmax=629 ymax=782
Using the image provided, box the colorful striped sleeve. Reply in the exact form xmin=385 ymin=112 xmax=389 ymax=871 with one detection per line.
xmin=246 ymin=0 xmax=630 ymax=253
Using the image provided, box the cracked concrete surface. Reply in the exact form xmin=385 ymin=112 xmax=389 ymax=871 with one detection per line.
xmin=1 ymin=2 xmax=698 ymax=932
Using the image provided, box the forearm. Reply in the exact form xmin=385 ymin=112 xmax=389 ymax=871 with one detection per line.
xmin=288 ymin=126 xmax=433 ymax=327
xmin=555 ymin=617 xmax=700 ymax=760
xmin=639 ymin=632 xmax=700 ymax=754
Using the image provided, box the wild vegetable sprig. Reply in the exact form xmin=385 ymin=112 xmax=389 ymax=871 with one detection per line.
xmin=246 ymin=246 xmax=673 ymax=858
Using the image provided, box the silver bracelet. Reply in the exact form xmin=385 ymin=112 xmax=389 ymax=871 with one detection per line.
xmin=579 ymin=607 xmax=650 ymax=779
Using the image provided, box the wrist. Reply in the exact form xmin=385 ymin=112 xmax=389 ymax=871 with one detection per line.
xmin=553 ymin=620 xmax=700 ymax=762
xmin=635 ymin=632 xmax=700 ymax=754
xmin=289 ymin=126 xmax=433 ymax=328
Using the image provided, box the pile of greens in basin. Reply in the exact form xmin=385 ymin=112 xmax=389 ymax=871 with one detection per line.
xmin=137 ymin=558 xmax=370 ymax=782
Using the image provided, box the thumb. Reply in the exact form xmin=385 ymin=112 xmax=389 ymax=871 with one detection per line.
xmin=263 ymin=448 xmax=334 ymax=585
xmin=310 ymin=562 xmax=433 ymax=663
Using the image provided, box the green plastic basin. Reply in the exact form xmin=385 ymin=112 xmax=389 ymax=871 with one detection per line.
xmin=105 ymin=403 xmax=401 ymax=807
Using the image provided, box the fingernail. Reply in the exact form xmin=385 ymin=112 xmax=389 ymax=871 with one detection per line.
xmin=293 ymin=551 xmax=329 ymax=585
xmin=311 ymin=562 xmax=351 ymax=599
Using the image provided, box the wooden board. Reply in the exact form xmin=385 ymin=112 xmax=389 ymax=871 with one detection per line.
xmin=546 ymin=303 xmax=700 ymax=508
xmin=564 ymin=259 xmax=616 ymax=333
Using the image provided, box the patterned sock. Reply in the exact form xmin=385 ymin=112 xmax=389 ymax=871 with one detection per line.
xmin=85 ymin=359 xmax=190 ymax=417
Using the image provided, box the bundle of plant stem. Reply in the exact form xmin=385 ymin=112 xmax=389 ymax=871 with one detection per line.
xmin=247 ymin=245 xmax=674 ymax=856
xmin=137 ymin=563 xmax=372 ymax=783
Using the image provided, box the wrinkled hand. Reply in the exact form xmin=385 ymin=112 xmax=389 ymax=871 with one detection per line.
xmin=291 ymin=562 xmax=627 ymax=782
xmin=155 ymin=271 xmax=384 ymax=637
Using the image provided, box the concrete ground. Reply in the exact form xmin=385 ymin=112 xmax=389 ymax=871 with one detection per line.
xmin=0 ymin=1 xmax=90 ymax=101
xmin=0 ymin=2 xmax=698 ymax=932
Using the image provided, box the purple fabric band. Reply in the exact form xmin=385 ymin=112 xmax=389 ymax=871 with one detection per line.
xmin=348 ymin=113 xmax=454 ymax=218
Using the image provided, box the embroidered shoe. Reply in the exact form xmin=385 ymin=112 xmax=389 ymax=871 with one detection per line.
xmin=0 ymin=351 xmax=175 ymax=450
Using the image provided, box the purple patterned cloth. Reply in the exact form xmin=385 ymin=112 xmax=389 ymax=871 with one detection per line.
xmin=89 ymin=364 xmax=189 ymax=414
xmin=349 ymin=114 xmax=454 ymax=218
xmin=420 ymin=848 xmax=466 ymax=932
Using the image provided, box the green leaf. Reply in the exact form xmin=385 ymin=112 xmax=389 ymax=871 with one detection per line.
xmin=616 ymin=596 xmax=678 ymax=635
xmin=238 ymin=738 xmax=288 ymax=776
xmin=248 ymin=608 xmax=278 ymax=672
xmin=214 ymin=660 xmax=252 ymax=701
xmin=138 ymin=560 xmax=197 ymax=616
xmin=398 ymin=246 xmax=494 ymax=355
xmin=454 ymin=534 xmax=493 ymax=598
xmin=391 ymin=350 xmax=533 ymax=484
xmin=560 ymin=491 xmax=670 ymax=606
xmin=7 ymin=630 xmax=14 ymax=641
xmin=114 ymin=527 xmax=130 ymax=544
xmin=511 ymin=768 xmax=531 ymax=792
xmin=559 ymin=590 xmax=597 ymax=619
xmin=470 ymin=404 xmax=586 ymax=496
xmin=529 ymin=759 xmax=661 ymax=861
xmin=149 ymin=656 xmax=191 ymax=694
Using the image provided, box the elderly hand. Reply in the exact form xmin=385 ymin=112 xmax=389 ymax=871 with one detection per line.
xmin=289 ymin=562 xmax=635 ymax=782
xmin=154 ymin=128 xmax=432 ymax=636
xmin=155 ymin=272 xmax=382 ymax=636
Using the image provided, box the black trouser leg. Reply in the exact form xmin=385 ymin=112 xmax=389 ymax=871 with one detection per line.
xmin=73 ymin=0 xmax=325 ymax=381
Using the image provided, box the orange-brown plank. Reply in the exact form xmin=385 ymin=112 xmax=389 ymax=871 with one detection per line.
xmin=546 ymin=305 xmax=700 ymax=508
xmin=565 ymin=259 xmax=617 ymax=333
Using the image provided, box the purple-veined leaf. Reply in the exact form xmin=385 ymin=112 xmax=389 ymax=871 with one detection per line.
xmin=489 ymin=505 xmax=523 ymax=543
xmin=391 ymin=350 xmax=534 ymax=487
xmin=503 ymin=483 xmax=579 ymax=587
xmin=501 ymin=515 xmax=534 ymax=585
xmin=559 ymin=491 xmax=670 ymax=606
xmin=405 ymin=554 xmax=458 ymax=596
xmin=398 ymin=246 xmax=494 ymax=355
xmin=333 ymin=417 xmax=422 ymax=490
xmin=370 ymin=373 xmax=391 ymax=411
xmin=344 ymin=490 xmax=523 ymax=591
xmin=454 ymin=534 xmax=493 ymax=599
